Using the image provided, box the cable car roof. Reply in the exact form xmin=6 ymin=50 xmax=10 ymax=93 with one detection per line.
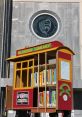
xmin=6 ymin=41 xmax=74 ymax=62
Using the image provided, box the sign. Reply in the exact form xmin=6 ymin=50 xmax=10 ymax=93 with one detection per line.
xmin=17 ymin=43 xmax=51 ymax=55
xmin=16 ymin=41 xmax=63 ymax=56
xmin=13 ymin=89 xmax=33 ymax=109
xmin=32 ymin=14 xmax=58 ymax=38
xmin=61 ymin=61 xmax=70 ymax=80
xmin=16 ymin=91 xmax=29 ymax=105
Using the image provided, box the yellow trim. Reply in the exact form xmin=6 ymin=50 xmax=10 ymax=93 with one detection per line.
xmin=6 ymin=45 xmax=75 ymax=62
xmin=6 ymin=47 xmax=58 ymax=61
xmin=56 ymin=52 xmax=58 ymax=110
xmin=59 ymin=49 xmax=73 ymax=55
xmin=13 ymin=63 xmax=16 ymax=89
xmin=14 ymin=87 xmax=34 ymax=90
xmin=14 ymin=59 xmax=34 ymax=89
xmin=20 ymin=63 xmax=22 ymax=88
xmin=33 ymin=59 xmax=34 ymax=87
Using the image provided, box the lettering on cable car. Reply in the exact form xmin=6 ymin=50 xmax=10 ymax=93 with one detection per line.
xmin=16 ymin=91 xmax=29 ymax=105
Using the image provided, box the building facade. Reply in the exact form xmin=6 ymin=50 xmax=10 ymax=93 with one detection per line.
xmin=0 ymin=0 xmax=82 ymax=117
xmin=0 ymin=0 xmax=12 ymax=116
xmin=10 ymin=0 xmax=82 ymax=116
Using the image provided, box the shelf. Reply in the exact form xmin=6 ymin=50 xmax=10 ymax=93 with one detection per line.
xmin=34 ymin=64 xmax=56 ymax=69
xmin=31 ymin=107 xmax=56 ymax=113
xmin=39 ymin=84 xmax=56 ymax=88
xmin=33 ymin=84 xmax=56 ymax=89
xmin=14 ymin=87 xmax=34 ymax=90
xmin=12 ymin=50 xmax=57 ymax=112
xmin=46 ymin=84 xmax=56 ymax=87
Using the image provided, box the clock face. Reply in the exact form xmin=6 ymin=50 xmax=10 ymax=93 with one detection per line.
xmin=30 ymin=11 xmax=60 ymax=39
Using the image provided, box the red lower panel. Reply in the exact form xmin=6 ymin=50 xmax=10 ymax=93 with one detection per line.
xmin=58 ymin=81 xmax=72 ymax=110
xmin=13 ymin=89 xmax=33 ymax=109
xmin=58 ymin=51 xmax=71 ymax=60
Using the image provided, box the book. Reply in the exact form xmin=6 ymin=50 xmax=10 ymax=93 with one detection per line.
xmin=46 ymin=70 xmax=48 ymax=85
xmin=42 ymin=70 xmax=45 ymax=86
xmin=39 ymin=72 xmax=42 ymax=86
xmin=47 ymin=69 xmax=51 ymax=85
xmin=34 ymin=72 xmax=38 ymax=87
xmin=39 ymin=92 xmax=44 ymax=107
xmin=50 ymin=69 xmax=52 ymax=85
xmin=52 ymin=69 xmax=56 ymax=85
xmin=48 ymin=59 xmax=56 ymax=64
xmin=31 ymin=73 xmax=32 ymax=87
xmin=54 ymin=68 xmax=56 ymax=84
xmin=42 ymin=70 xmax=46 ymax=86
xmin=43 ymin=91 xmax=46 ymax=107
xmin=49 ymin=88 xmax=52 ymax=107
xmin=46 ymin=91 xmax=49 ymax=107
xmin=51 ymin=91 xmax=56 ymax=107
xmin=39 ymin=90 xmax=56 ymax=108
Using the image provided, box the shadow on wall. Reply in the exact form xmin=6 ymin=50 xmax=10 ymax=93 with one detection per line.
xmin=74 ymin=90 xmax=82 ymax=110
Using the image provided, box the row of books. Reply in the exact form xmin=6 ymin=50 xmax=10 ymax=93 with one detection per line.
xmin=39 ymin=90 xmax=56 ymax=107
xmin=31 ymin=68 xmax=56 ymax=87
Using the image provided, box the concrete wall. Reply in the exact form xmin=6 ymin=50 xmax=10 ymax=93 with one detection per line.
xmin=12 ymin=0 xmax=82 ymax=84
xmin=11 ymin=1 xmax=82 ymax=88
xmin=9 ymin=0 xmax=82 ymax=117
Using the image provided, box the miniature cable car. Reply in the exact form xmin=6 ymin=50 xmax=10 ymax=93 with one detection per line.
xmin=6 ymin=41 xmax=74 ymax=117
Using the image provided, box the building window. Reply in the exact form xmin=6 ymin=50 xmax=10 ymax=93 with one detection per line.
xmin=30 ymin=10 xmax=61 ymax=39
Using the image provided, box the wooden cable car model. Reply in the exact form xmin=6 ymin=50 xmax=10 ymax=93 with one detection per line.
xmin=6 ymin=41 xmax=74 ymax=114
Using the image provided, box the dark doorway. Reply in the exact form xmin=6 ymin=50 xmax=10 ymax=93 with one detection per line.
xmin=16 ymin=110 xmax=31 ymax=117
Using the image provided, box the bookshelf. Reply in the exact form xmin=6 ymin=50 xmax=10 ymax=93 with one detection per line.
xmin=6 ymin=41 xmax=74 ymax=113
xmin=13 ymin=48 xmax=57 ymax=112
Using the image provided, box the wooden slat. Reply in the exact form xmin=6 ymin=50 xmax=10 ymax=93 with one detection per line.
xmin=5 ymin=86 xmax=13 ymax=110
xmin=31 ymin=107 xmax=56 ymax=113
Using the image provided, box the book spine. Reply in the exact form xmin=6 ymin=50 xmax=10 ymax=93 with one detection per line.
xmin=51 ymin=91 xmax=56 ymax=107
xmin=47 ymin=91 xmax=49 ymax=107
xmin=42 ymin=70 xmax=44 ymax=86
xmin=50 ymin=69 xmax=52 ymax=85
xmin=31 ymin=72 xmax=34 ymax=87
xmin=39 ymin=72 xmax=42 ymax=86
xmin=52 ymin=69 xmax=56 ymax=85
xmin=34 ymin=72 xmax=37 ymax=87
xmin=54 ymin=69 xmax=56 ymax=84
xmin=42 ymin=71 xmax=45 ymax=86
xmin=43 ymin=91 xmax=46 ymax=107
xmin=52 ymin=69 xmax=54 ymax=84
xmin=39 ymin=92 xmax=42 ymax=107
xmin=36 ymin=72 xmax=38 ymax=86
xmin=46 ymin=70 xmax=48 ymax=85
xmin=47 ymin=69 xmax=50 ymax=85
xmin=49 ymin=89 xmax=52 ymax=107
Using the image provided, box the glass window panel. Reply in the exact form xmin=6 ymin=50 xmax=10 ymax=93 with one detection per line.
xmin=15 ymin=70 xmax=21 ymax=88
xmin=60 ymin=61 xmax=70 ymax=80
xmin=17 ymin=63 xmax=21 ymax=69
xmin=22 ymin=62 xmax=28 ymax=68
xmin=22 ymin=70 xmax=27 ymax=87
xmin=29 ymin=61 xmax=33 ymax=67
xmin=28 ymin=69 xmax=33 ymax=87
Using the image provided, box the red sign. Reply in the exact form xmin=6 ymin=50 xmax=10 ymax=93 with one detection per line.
xmin=58 ymin=81 xmax=72 ymax=110
xmin=16 ymin=91 xmax=29 ymax=105
xmin=13 ymin=89 xmax=33 ymax=109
